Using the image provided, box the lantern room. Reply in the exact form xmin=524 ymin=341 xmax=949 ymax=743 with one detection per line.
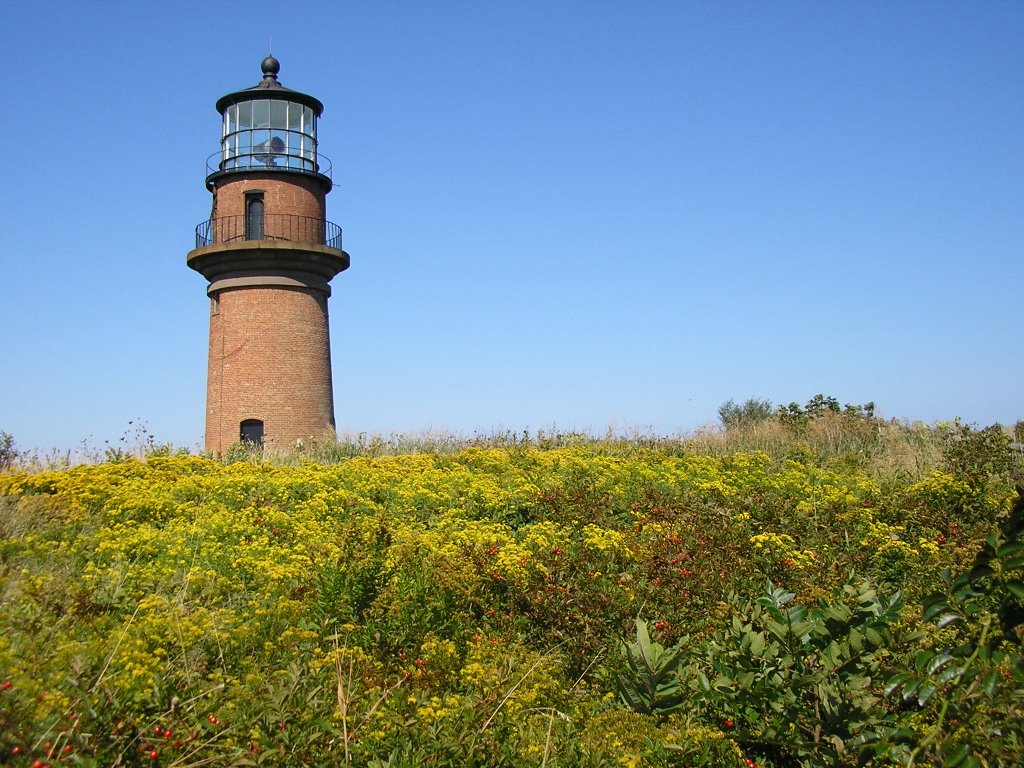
xmin=207 ymin=55 xmax=328 ymax=182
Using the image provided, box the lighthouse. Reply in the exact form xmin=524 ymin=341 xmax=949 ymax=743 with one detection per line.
xmin=187 ymin=56 xmax=349 ymax=453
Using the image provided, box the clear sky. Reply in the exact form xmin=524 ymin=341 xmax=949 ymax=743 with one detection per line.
xmin=1 ymin=1 xmax=1022 ymax=453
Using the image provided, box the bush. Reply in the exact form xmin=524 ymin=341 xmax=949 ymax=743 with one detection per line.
xmin=879 ymin=487 xmax=1024 ymax=767
xmin=0 ymin=431 xmax=16 ymax=470
xmin=718 ymin=398 xmax=774 ymax=429
xmin=941 ymin=421 xmax=1019 ymax=484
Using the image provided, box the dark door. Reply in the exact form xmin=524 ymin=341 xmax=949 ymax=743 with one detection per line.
xmin=240 ymin=419 xmax=264 ymax=446
xmin=245 ymin=197 xmax=264 ymax=240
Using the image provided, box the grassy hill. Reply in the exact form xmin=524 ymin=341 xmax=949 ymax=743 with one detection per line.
xmin=1 ymin=414 xmax=1022 ymax=766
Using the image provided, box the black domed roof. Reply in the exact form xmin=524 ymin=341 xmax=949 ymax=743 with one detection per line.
xmin=215 ymin=56 xmax=323 ymax=115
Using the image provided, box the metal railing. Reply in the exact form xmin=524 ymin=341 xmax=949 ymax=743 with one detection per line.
xmin=206 ymin=150 xmax=333 ymax=180
xmin=194 ymin=215 xmax=343 ymax=250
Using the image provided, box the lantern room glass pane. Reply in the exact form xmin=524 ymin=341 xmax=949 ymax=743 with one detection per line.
xmin=237 ymin=101 xmax=252 ymax=129
xmin=252 ymin=100 xmax=270 ymax=128
xmin=270 ymin=100 xmax=287 ymax=129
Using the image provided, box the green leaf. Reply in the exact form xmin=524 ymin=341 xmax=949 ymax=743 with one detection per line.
xmin=924 ymin=600 xmax=951 ymax=622
xmin=936 ymin=611 xmax=962 ymax=629
xmin=849 ymin=628 xmax=864 ymax=653
xmin=749 ymin=632 xmax=765 ymax=657
xmin=634 ymin=619 xmax=653 ymax=664
xmin=938 ymin=665 xmax=966 ymax=684
xmin=822 ymin=604 xmax=852 ymax=624
xmin=927 ymin=651 xmax=953 ymax=674
xmin=917 ymin=682 xmax=937 ymax=706
xmin=942 ymin=743 xmax=971 ymax=766
xmin=712 ymin=675 xmax=734 ymax=693
xmin=901 ymin=678 xmax=923 ymax=701
xmin=969 ymin=564 xmax=995 ymax=583
xmin=1005 ymin=581 xmax=1024 ymax=600
xmin=950 ymin=573 xmax=971 ymax=592
xmin=996 ymin=542 xmax=1024 ymax=558
xmin=764 ymin=619 xmax=788 ymax=641
xmin=982 ymin=669 xmax=999 ymax=696
xmin=1002 ymin=554 xmax=1024 ymax=572
xmin=884 ymin=672 xmax=911 ymax=696
xmin=616 ymin=676 xmax=650 ymax=714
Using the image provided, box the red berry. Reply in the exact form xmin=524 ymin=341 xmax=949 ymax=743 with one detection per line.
xmin=33 ymin=760 xmax=47 ymax=768
xmin=148 ymin=749 xmax=159 ymax=760
xmin=724 ymin=718 xmax=734 ymax=728
xmin=1 ymin=681 xmax=11 ymax=690
xmin=11 ymin=746 xmax=23 ymax=756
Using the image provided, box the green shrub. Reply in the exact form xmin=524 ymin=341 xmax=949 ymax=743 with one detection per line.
xmin=878 ymin=487 xmax=1024 ymax=767
xmin=680 ymin=580 xmax=905 ymax=767
xmin=718 ymin=398 xmax=775 ymax=429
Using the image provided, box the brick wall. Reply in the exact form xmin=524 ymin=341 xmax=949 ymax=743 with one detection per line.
xmin=212 ymin=174 xmax=326 ymax=222
xmin=205 ymin=285 xmax=335 ymax=453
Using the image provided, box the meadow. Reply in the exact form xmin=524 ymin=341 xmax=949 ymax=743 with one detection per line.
xmin=1 ymin=405 xmax=1022 ymax=767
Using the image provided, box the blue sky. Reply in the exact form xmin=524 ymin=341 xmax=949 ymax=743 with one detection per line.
xmin=1 ymin=1 xmax=1021 ymax=452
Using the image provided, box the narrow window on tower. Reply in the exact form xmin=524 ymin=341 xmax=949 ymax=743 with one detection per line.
xmin=244 ymin=191 xmax=265 ymax=241
xmin=240 ymin=419 xmax=264 ymax=446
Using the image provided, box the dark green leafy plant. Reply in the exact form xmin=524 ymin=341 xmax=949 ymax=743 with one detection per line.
xmin=616 ymin=618 xmax=688 ymax=717
xmin=685 ymin=580 xmax=904 ymax=767
xmin=804 ymin=395 xmax=841 ymax=418
xmin=880 ymin=487 xmax=1024 ymax=767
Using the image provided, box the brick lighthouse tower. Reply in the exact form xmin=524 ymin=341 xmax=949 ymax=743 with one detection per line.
xmin=188 ymin=56 xmax=349 ymax=453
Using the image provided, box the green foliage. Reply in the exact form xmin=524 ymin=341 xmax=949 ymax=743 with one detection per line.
xmin=719 ymin=398 xmax=775 ymax=429
xmin=775 ymin=395 xmax=877 ymax=432
xmin=941 ymin=421 xmax=1019 ymax=483
xmin=804 ymin=394 xmax=842 ymax=418
xmin=225 ymin=439 xmax=266 ymax=463
xmin=616 ymin=618 xmax=688 ymax=717
xmin=879 ymin=487 xmax=1024 ymax=767
xmin=1 ymin=428 xmax=1023 ymax=766
xmin=0 ymin=431 xmax=16 ymax=470
xmin=683 ymin=580 xmax=904 ymax=767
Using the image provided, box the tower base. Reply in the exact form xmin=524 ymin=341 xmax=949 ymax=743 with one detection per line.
xmin=205 ymin=285 xmax=336 ymax=454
